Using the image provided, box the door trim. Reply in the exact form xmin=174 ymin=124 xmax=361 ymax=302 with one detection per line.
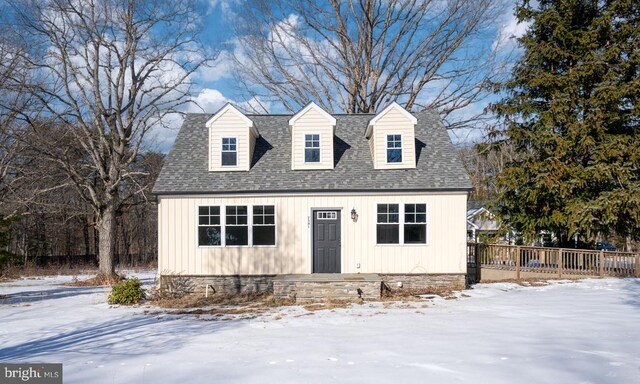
xmin=309 ymin=207 xmax=343 ymax=273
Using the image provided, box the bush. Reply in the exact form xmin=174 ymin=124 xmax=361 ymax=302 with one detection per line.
xmin=108 ymin=277 xmax=146 ymax=305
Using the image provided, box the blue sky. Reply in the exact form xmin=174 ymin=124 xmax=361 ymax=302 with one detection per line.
xmin=147 ymin=0 xmax=530 ymax=153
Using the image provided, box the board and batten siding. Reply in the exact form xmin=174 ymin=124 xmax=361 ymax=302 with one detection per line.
xmin=208 ymin=108 xmax=256 ymax=171
xmin=291 ymin=107 xmax=334 ymax=170
xmin=158 ymin=192 xmax=467 ymax=276
xmin=370 ymin=107 xmax=416 ymax=169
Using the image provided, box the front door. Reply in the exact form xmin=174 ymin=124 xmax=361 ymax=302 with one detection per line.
xmin=313 ymin=210 xmax=341 ymax=273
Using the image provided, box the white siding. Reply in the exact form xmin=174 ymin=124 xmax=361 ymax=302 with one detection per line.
xmin=291 ymin=108 xmax=334 ymax=170
xmin=158 ymin=192 xmax=467 ymax=276
xmin=209 ymin=109 xmax=255 ymax=171
xmin=370 ymin=107 xmax=417 ymax=169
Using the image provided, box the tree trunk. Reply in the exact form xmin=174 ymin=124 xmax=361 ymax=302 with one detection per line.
xmin=97 ymin=203 xmax=117 ymax=278
xmin=82 ymin=216 xmax=90 ymax=256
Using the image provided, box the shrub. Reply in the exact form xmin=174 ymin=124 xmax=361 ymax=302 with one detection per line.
xmin=108 ymin=277 xmax=146 ymax=305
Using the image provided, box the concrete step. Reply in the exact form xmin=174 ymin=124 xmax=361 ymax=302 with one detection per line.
xmin=273 ymin=274 xmax=382 ymax=301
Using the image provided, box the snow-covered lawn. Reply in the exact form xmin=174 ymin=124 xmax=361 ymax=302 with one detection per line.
xmin=1 ymin=273 xmax=639 ymax=384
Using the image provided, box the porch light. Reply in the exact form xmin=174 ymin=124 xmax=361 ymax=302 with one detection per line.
xmin=351 ymin=208 xmax=358 ymax=222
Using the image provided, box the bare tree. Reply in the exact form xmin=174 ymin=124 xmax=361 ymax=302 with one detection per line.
xmin=458 ymin=139 xmax=518 ymax=203
xmin=9 ymin=0 xmax=213 ymax=279
xmin=233 ymin=0 xmax=506 ymax=126
xmin=0 ymin=33 xmax=35 ymax=210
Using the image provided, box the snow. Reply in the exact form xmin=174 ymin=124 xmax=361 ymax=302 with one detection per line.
xmin=1 ymin=273 xmax=640 ymax=384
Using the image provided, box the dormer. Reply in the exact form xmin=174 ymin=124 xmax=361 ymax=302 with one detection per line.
xmin=365 ymin=102 xmax=417 ymax=170
xmin=206 ymin=104 xmax=259 ymax=172
xmin=289 ymin=102 xmax=336 ymax=170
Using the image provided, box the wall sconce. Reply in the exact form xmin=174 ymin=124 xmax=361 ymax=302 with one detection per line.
xmin=350 ymin=208 xmax=358 ymax=222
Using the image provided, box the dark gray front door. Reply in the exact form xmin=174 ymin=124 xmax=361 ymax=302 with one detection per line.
xmin=313 ymin=210 xmax=341 ymax=273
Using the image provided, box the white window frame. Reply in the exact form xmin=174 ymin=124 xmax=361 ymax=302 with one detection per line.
xmin=375 ymin=202 xmax=428 ymax=246
xmin=197 ymin=205 xmax=222 ymax=247
xmin=224 ymin=205 xmax=250 ymax=247
xmin=252 ymin=205 xmax=277 ymax=247
xmin=317 ymin=211 xmax=337 ymax=220
xmin=403 ymin=203 xmax=427 ymax=244
xmin=221 ymin=136 xmax=238 ymax=167
xmin=375 ymin=203 xmax=401 ymax=245
xmin=386 ymin=134 xmax=403 ymax=164
xmin=304 ymin=133 xmax=321 ymax=163
xmin=196 ymin=204 xmax=277 ymax=248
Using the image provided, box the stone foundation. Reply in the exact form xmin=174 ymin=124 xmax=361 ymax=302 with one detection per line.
xmin=379 ymin=273 xmax=466 ymax=292
xmin=160 ymin=274 xmax=276 ymax=295
xmin=159 ymin=273 xmax=466 ymax=298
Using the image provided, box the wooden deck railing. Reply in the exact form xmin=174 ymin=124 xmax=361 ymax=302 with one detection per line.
xmin=470 ymin=243 xmax=640 ymax=279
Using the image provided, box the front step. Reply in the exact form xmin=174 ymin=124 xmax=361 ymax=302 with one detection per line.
xmin=273 ymin=274 xmax=382 ymax=302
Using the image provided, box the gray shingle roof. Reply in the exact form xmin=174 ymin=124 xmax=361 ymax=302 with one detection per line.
xmin=153 ymin=111 xmax=472 ymax=194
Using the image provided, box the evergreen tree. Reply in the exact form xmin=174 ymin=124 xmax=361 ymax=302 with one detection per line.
xmin=491 ymin=0 xmax=640 ymax=244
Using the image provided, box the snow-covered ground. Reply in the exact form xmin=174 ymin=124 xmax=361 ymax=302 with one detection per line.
xmin=1 ymin=273 xmax=639 ymax=384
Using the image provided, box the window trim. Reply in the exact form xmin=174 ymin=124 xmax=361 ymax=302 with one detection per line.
xmin=386 ymin=134 xmax=403 ymax=164
xmin=221 ymin=136 xmax=238 ymax=167
xmin=375 ymin=203 xmax=400 ymax=244
xmin=375 ymin=202 xmax=428 ymax=246
xmin=197 ymin=205 xmax=222 ymax=247
xmin=196 ymin=204 xmax=277 ymax=248
xmin=403 ymin=203 xmax=427 ymax=244
xmin=304 ymin=133 xmax=321 ymax=163
xmin=196 ymin=204 xmax=224 ymax=248
xmin=252 ymin=205 xmax=277 ymax=247
xmin=224 ymin=205 xmax=250 ymax=247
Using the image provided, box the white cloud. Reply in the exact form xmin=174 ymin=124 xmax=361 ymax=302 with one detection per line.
xmin=196 ymin=50 xmax=235 ymax=82
xmin=493 ymin=12 xmax=530 ymax=52
xmin=208 ymin=0 xmax=241 ymax=15
xmin=188 ymin=88 xmax=229 ymax=113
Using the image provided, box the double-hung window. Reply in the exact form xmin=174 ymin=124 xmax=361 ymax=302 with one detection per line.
xmin=198 ymin=206 xmax=221 ymax=246
xmin=222 ymin=137 xmax=237 ymax=166
xmin=225 ymin=206 xmax=248 ymax=245
xmin=376 ymin=204 xmax=400 ymax=244
xmin=253 ymin=205 xmax=276 ymax=245
xmin=404 ymin=204 xmax=427 ymax=244
xmin=305 ymin=134 xmax=320 ymax=163
xmin=376 ymin=203 xmax=427 ymax=244
xmin=386 ymin=134 xmax=402 ymax=163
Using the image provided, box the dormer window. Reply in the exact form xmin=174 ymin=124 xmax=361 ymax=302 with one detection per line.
xmin=207 ymin=104 xmax=257 ymax=172
xmin=289 ymin=102 xmax=336 ymax=170
xmin=386 ymin=134 xmax=402 ymax=163
xmin=304 ymin=134 xmax=320 ymax=163
xmin=222 ymin=137 xmax=237 ymax=166
xmin=366 ymin=102 xmax=416 ymax=170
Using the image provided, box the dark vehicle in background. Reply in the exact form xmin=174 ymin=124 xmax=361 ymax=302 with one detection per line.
xmin=595 ymin=242 xmax=617 ymax=252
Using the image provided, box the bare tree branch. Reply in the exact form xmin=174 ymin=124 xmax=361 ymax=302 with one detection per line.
xmin=233 ymin=0 xmax=506 ymax=129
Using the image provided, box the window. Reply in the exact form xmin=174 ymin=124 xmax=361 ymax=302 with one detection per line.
xmin=317 ymin=211 xmax=337 ymax=220
xmin=253 ymin=205 xmax=276 ymax=246
xmin=222 ymin=137 xmax=237 ymax=166
xmin=198 ymin=206 xmax=221 ymax=246
xmin=198 ymin=204 xmax=277 ymax=247
xmin=377 ymin=204 xmax=399 ymax=244
xmin=404 ymin=204 xmax=426 ymax=244
xmin=305 ymin=134 xmax=320 ymax=163
xmin=225 ymin=206 xmax=248 ymax=245
xmin=386 ymin=134 xmax=402 ymax=163
xmin=376 ymin=203 xmax=427 ymax=245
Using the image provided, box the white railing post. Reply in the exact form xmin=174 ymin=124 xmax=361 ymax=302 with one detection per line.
xmin=558 ymin=248 xmax=563 ymax=278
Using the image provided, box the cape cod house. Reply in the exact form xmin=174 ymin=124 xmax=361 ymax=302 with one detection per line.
xmin=153 ymin=102 xmax=472 ymax=299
